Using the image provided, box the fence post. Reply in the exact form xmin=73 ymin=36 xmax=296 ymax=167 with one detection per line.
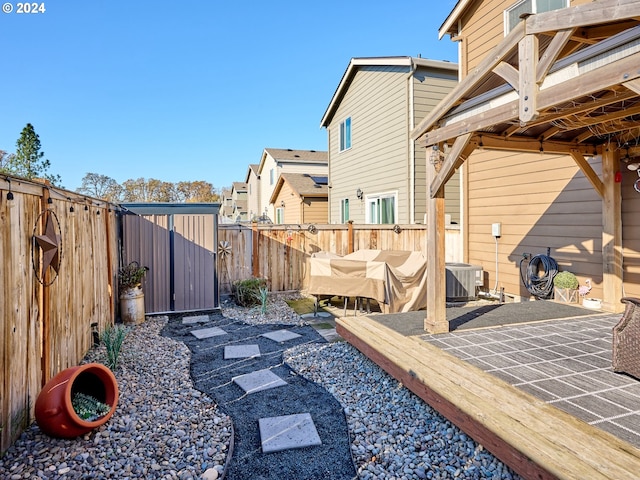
xmin=252 ymin=222 xmax=259 ymax=277
xmin=347 ymin=221 xmax=354 ymax=254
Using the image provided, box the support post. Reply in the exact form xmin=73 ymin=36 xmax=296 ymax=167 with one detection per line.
xmin=347 ymin=220 xmax=354 ymax=254
xmin=425 ymin=165 xmax=448 ymax=333
xmin=601 ymin=147 xmax=624 ymax=312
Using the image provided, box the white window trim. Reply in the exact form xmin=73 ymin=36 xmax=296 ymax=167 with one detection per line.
xmin=275 ymin=207 xmax=284 ymax=224
xmin=364 ymin=191 xmax=398 ymax=225
xmin=504 ymin=0 xmax=569 ymax=35
xmin=339 ymin=116 xmax=352 ymax=152
xmin=340 ymin=198 xmax=350 ymax=223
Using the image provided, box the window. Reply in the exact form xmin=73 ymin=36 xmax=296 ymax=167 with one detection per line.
xmin=339 ymin=117 xmax=351 ymax=152
xmin=341 ymin=198 xmax=349 ymax=223
xmin=365 ymin=192 xmax=397 ymax=224
xmin=504 ymin=0 xmax=568 ymax=34
xmin=270 ymin=169 xmax=275 ymax=185
xmin=275 ymin=207 xmax=284 ymax=224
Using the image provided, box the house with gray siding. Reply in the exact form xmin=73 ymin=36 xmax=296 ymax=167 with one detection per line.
xmin=320 ymin=56 xmax=459 ymax=224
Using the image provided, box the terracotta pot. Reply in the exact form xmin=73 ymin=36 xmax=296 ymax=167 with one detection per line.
xmin=35 ymin=363 xmax=119 ymax=438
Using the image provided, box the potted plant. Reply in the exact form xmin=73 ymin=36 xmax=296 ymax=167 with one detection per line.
xmin=553 ymin=271 xmax=579 ymax=303
xmin=118 ymin=261 xmax=148 ymax=325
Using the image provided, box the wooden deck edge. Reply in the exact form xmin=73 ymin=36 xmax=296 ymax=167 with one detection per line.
xmin=336 ymin=317 xmax=640 ymax=480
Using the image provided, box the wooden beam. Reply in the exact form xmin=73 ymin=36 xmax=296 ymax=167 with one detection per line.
xmin=479 ymin=135 xmax=592 ymax=155
xmin=623 ymin=78 xmax=640 ymax=94
xmin=601 ymin=147 xmax=624 ymax=313
xmin=505 ymin=88 xmax=635 ymax=136
xmin=537 ymin=29 xmax=575 ymax=83
xmin=569 ymin=150 xmax=604 ymax=198
xmin=411 ymin=22 xmax=525 ymax=141
xmin=430 ymin=134 xmax=474 ymax=198
xmin=425 ymin=189 xmax=447 ymax=333
xmin=493 ymin=62 xmax=519 ymax=91
xmin=519 ymin=34 xmax=539 ymax=123
xmin=422 ymin=51 xmax=640 ymax=147
xmin=525 ymin=0 xmax=640 ymax=35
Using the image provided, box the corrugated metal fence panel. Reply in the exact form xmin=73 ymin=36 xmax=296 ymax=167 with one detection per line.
xmin=173 ymin=214 xmax=216 ymax=311
xmin=122 ymin=214 xmax=171 ymax=313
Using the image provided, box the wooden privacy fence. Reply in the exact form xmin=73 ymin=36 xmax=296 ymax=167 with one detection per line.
xmin=0 ymin=176 xmax=119 ymax=453
xmin=218 ymin=222 xmax=462 ymax=293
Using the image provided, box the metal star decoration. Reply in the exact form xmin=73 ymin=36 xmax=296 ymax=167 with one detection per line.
xmin=34 ymin=211 xmax=60 ymax=278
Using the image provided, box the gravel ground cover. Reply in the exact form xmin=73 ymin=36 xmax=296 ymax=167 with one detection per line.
xmin=0 ymin=293 xmax=521 ymax=479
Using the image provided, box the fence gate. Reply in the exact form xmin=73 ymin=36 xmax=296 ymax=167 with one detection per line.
xmin=120 ymin=203 xmax=221 ymax=314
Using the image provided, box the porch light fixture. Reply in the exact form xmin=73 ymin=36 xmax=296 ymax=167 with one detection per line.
xmin=356 ymin=188 xmax=363 ymax=200
xmin=6 ymin=177 xmax=14 ymax=201
xmin=429 ymin=145 xmax=442 ymax=166
xmin=478 ymin=135 xmax=484 ymax=150
xmin=280 ymin=200 xmax=285 ymax=208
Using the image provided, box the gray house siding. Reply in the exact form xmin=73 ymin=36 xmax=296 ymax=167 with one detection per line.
xmin=329 ymin=65 xmax=410 ymax=224
xmin=412 ymin=69 xmax=460 ymax=224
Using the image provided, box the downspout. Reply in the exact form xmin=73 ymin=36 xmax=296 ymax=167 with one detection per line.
xmin=406 ymin=59 xmax=418 ymax=224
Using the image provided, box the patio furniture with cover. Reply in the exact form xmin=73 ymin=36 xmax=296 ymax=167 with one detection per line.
xmin=612 ymin=297 xmax=640 ymax=379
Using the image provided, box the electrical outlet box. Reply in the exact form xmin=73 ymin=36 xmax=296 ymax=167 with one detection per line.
xmin=492 ymin=222 xmax=502 ymax=237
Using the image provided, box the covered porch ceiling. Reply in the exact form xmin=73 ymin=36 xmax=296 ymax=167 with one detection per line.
xmin=410 ymin=0 xmax=640 ymax=331
xmin=411 ymin=0 xmax=640 ymax=198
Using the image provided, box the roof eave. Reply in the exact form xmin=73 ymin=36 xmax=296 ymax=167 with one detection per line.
xmin=321 ymin=56 xmax=416 ymax=128
xmin=439 ymin=0 xmax=473 ymax=40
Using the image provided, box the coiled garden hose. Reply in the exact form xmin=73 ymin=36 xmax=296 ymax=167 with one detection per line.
xmin=519 ymin=253 xmax=558 ymax=299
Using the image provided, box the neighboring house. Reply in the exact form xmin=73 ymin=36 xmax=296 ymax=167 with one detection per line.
xmin=245 ymin=164 xmax=260 ymax=221
xmin=219 ymin=195 xmax=234 ymax=223
xmin=230 ymin=182 xmax=248 ymax=222
xmin=411 ymin=0 xmax=640 ymax=326
xmin=256 ymin=148 xmax=328 ymax=222
xmin=320 ymin=56 xmax=459 ymax=225
xmin=269 ymin=173 xmax=328 ymax=224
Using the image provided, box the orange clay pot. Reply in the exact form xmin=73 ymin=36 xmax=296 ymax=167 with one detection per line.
xmin=35 ymin=363 xmax=119 ymax=438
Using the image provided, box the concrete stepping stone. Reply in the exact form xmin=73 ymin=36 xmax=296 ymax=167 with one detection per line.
xmin=182 ymin=315 xmax=210 ymax=325
xmin=258 ymin=413 xmax=322 ymax=453
xmin=191 ymin=326 xmax=228 ymax=339
xmin=301 ymin=312 xmax=333 ymax=319
xmin=224 ymin=344 xmax=260 ymax=359
xmin=232 ymin=368 xmax=287 ymax=394
xmin=261 ymin=329 xmax=302 ymax=343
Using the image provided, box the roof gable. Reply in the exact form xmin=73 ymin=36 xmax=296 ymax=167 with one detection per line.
xmin=258 ymin=148 xmax=328 ymax=174
xmin=320 ymin=56 xmax=458 ymax=127
xmin=269 ymin=172 xmax=329 ymax=204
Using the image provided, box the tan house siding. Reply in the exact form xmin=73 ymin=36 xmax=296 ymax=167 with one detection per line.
xmin=465 ymin=149 xmax=604 ymax=300
xmin=301 ymin=197 xmax=327 ymax=224
xmin=444 ymin=0 xmax=602 ymax=300
xmin=272 ymin=173 xmax=328 ymax=225
xmin=329 ymin=65 xmax=410 ymax=224
xmin=458 ymin=0 xmax=591 ymax=73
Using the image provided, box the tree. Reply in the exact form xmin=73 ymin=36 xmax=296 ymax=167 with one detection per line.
xmin=175 ymin=180 xmax=220 ymax=202
xmin=0 ymin=150 xmax=16 ymax=173
xmin=77 ymin=173 xmax=122 ymax=202
xmin=9 ymin=123 xmax=62 ymax=185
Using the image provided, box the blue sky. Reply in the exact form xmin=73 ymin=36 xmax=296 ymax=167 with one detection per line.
xmin=0 ymin=1 xmax=459 ymax=192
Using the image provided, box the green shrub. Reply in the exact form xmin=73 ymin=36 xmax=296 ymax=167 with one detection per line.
xmin=233 ymin=278 xmax=268 ymax=308
xmin=553 ymin=271 xmax=579 ymax=289
xmin=101 ymin=324 xmax=128 ymax=370
xmin=72 ymin=392 xmax=110 ymax=421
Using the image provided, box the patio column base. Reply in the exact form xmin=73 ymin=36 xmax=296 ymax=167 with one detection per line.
xmin=423 ymin=317 xmax=449 ymax=334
